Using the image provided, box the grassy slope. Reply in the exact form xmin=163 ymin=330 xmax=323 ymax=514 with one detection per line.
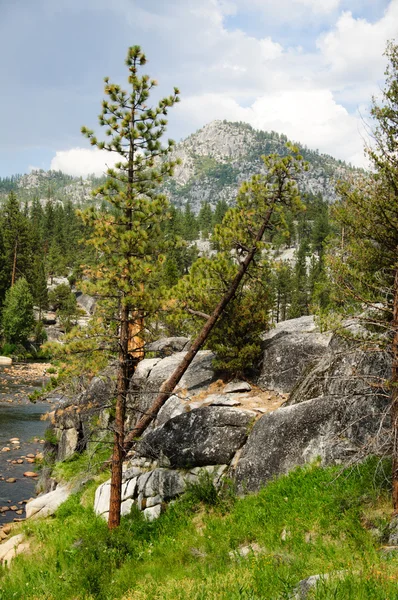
xmin=1 ymin=459 xmax=398 ymax=599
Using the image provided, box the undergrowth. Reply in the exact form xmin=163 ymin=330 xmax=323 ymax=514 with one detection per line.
xmin=1 ymin=458 xmax=398 ymax=599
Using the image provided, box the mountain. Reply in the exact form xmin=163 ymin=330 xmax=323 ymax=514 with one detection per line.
xmin=164 ymin=120 xmax=361 ymax=212
xmin=1 ymin=121 xmax=361 ymax=209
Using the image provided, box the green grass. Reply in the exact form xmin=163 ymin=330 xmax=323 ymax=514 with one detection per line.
xmin=1 ymin=458 xmax=398 ymax=599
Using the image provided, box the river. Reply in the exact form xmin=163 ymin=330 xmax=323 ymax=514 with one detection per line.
xmin=0 ymin=364 xmax=53 ymax=525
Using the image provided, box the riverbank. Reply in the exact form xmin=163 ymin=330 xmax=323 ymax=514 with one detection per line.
xmin=0 ymin=364 xmax=54 ymax=526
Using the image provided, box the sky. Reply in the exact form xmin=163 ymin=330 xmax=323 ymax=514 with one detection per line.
xmin=0 ymin=0 xmax=396 ymax=178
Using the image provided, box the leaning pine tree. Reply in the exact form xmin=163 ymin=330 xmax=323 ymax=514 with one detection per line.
xmin=80 ymin=45 xmax=179 ymax=529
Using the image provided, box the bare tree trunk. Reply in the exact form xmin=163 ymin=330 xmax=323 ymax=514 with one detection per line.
xmin=124 ymin=204 xmax=275 ymax=452
xmin=392 ymin=267 xmax=398 ymax=512
xmin=108 ymin=303 xmax=129 ymax=529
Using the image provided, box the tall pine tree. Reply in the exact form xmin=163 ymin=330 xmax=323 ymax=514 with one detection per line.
xmin=80 ymin=45 xmax=179 ymax=529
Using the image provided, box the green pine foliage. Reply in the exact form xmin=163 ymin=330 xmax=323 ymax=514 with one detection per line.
xmin=1 ymin=277 xmax=34 ymax=344
xmin=326 ymin=42 xmax=398 ymax=332
xmin=166 ymin=150 xmax=306 ymax=374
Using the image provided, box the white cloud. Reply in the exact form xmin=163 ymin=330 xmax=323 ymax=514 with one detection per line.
xmin=317 ymin=1 xmax=398 ymax=89
xmin=50 ymin=147 xmax=120 ymax=177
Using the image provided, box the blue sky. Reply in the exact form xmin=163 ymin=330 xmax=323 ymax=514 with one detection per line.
xmin=0 ymin=0 xmax=396 ymax=177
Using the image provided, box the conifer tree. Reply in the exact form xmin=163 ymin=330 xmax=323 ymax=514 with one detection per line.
xmin=327 ymin=41 xmax=398 ymax=509
xmin=80 ymin=45 xmax=179 ymax=528
xmin=1 ymin=277 xmax=34 ymax=345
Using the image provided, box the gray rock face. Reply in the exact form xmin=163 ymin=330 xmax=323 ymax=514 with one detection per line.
xmin=50 ymin=368 xmax=116 ymax=461
xmin=154 ymin=395 xmax=187 ymax=427
xmin=136 ymin=406 xmax=256 ymax=469
xmin=257 ymin=316 xmax=332 ymax=393
xmin=286 ymin=338 xmax=391 ymax=407
xmin=234 ymin=393 xmax=390 ymax=494
xmin=128 ymin=350 xmax=216 ymax=427
xmin=75 ymin=292 xmax=96 ymax=315
xmin=146 ymin=337 xmax=190 ymax=357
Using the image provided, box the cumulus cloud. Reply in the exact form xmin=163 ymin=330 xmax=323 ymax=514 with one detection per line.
xmin=50 ymin=147 xmax=120 ymax=177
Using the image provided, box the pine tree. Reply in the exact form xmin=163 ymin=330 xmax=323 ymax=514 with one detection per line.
xmin=198 ymin=201 xmax=213 ymax=239
xmin=327 ymin=42 xmax=398 ymax=509
xmin=1 ymin=277 xmax=34 ymax=345
xmin=80 ymin=45 xmax=179 ymax=529
xmin=1 ymin=192 xmax=34 ymax=287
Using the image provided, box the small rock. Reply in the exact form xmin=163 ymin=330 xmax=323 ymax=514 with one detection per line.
xmin=23 ymin=472 xmax=38 ymax=478
xmin=5 ymin=478 xmax=16 ymax=483
xmin=210 ymin=397 xmax=241 ymax=407
xmin=26 ymin=454 xmax=35 ymax=459
xmin=224 ymin=381 xmax=252 ymax=394
xmin=143 ymin=505 xmax=162 ymax=521
xmin=10 ymin=507 xmax=18 ymax=512
xmin=25 ymin=458 xmax=35 ymax=464
xmin=1 ymin=525 xmax=12 ymax=535
xmin=15 ymin=510 xmax=23 ymax=515
xmin=1 ymin=448 xmax=10 ymax=453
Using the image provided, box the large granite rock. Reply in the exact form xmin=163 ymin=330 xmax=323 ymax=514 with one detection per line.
xmin=257 ymin=316 xmax=332 ymax=393
xmin=136 ymin=406 xmax=256 ymax=468
xmin=234 ymin=393 xmax=390 ymax=493
xmin=25 ymin=485 xmax=71 ymax=519
xmin=127 ymin=350 xmax=217 ymax=427
xmin=286 ymin=337 xmax=391 ymax=407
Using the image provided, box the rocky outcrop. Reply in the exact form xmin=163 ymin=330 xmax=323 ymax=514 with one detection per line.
xmin=43 ymin=320 xmax=392 ymax=523
xmin=48 ymin=367 xmax=116 ymax=461
xmin=234 ymin=392 xmax=390 ymax=494
xmin=136 ymin=406 xmax=256 ymax=469
xmin=257 ymin=316 xmax=332 ymax=393
xmin=94 ymin=463 xmax=227 ymax=521
xmin=286 ymin=337 xmax=391 ymax=407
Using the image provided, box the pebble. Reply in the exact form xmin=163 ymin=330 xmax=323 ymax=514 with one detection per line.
xmin=6 ymin=478 xmax=16 ymax=483
xmin=1 ymin=447 xmax=10 ymax=452
xmin=23 ymin=472 xmax=38 ymax=478
xmin=26 ymin=458 xmax=35 ymax=464
xmin=26 ymin=454 xmax=35 ymax=459
xmin=10 ymin=506 xmax=18 ymax=511
xmin=15 ymin=510 xmax=23 ymax=515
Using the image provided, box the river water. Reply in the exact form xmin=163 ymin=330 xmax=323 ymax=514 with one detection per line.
xmin=0 ymin=364 xmax=52 ymax=525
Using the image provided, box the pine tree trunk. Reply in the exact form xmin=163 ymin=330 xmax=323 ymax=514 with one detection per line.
xmin=108 ymin=303 xmax=129 ymax=529
xmin=392 ymin=267 xmax=398 ymax=512
xmin=124 ymin=204 xmax=275 ymax=452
